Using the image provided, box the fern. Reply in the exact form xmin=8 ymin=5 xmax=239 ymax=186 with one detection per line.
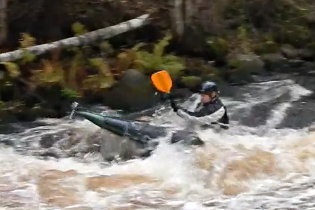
xmin=19 ymin=33 xmax=36 ymax=48
xmin=67 ymin=51 xmax=84 ymax=90
xmin=153 ymin=33 xmax=172 ymax=58
xmin=116 ymin=49 xmax=138 ymax=73
xmin=20 ymin=50 xmax=37 ymax=64
xmin=135 ymin=34 xmax=185 ymax=77
xmin=61 ymin=88 xmax=81 ymax=99
xmin=72 ymin=22 xmax=88 ymax=35
xmin=181 ymin=76 xmax=202 ymax=88
xmin=82 ymin=58 xmax=115 ymax=91
xmin=31 ymin=59 xmax=64 ymax=86
xmin=0 ymin=62 xmax=21 ymax=78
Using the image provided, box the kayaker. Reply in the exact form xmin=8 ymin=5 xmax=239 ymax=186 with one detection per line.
xmin=170 ymin=81 xmax=229 ymax=130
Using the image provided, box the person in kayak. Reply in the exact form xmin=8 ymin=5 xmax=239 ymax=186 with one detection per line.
xmin=69 ymin=101 xmax=204 ymax=161
xmin=170 ymin=81 xmax=229 ymax=131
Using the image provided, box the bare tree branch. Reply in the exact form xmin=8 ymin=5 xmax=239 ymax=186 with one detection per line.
xmin=0 ymin=14 xmax=150 ymax=62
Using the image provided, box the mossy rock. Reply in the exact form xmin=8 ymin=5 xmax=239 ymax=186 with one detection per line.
xmin=254 ymin=40 xmax=280 ymax=55
xmin=261 ymin=53 xmax=288 ymax=72
xmin=280 ymin=44 xmax=299 ymax=59
xmin=180 ymin=76 xmax=202 ymax=89
xmin=102 ymin=69 xmax=159 ymax=111
xmin=228 ymin=54 xmax=264 ymax=72
xmin=227 ymin=54 xmax=265 ymax=83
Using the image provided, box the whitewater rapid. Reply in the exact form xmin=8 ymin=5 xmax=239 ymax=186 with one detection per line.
xmin=1 ymin=78 xmax=315 ymax=210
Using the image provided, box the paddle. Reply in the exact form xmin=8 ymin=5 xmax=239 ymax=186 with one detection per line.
xmin=151 ymin=70 xmax=179 ymax=111
xmin=150 ymin=70 xmax=173 ymax=94
xmin=69 ymin=101 xmax=79 ymax=119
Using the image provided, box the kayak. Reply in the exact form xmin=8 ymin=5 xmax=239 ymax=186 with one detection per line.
xmin=73 ymin=109 xmax=168 ymax=144
xmin=68 ymin=69 xmax=206 ymax=160
xmin=70 ymin=102 xmax=204 ymax=147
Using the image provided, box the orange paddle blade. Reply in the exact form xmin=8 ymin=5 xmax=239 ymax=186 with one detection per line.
xmin=151 ymin=70 xmax=172 ymax=93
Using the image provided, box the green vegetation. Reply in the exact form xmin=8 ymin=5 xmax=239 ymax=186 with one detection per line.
xmin=0 ymin=31 xmax=185 ymax=121
xmin=115 ymin=33 xmax=185 ymax=78
xmin=1 ymin=0 xmax=315 ymax=121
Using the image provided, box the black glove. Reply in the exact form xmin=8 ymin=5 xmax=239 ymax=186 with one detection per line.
xmin=170 ymin=99 xmax=178 ymax=112
xmin=160 ymin=93 xmax=171 ymax=101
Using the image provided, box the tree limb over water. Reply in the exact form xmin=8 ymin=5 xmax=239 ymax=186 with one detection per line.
xmin=0 ymin=14 xmax=150 ymax=62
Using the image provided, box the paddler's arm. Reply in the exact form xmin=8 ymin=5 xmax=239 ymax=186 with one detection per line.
xmin=170 ymin=99 xmax=225 ymax=125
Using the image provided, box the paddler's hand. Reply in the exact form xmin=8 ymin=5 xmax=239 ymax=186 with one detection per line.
xmin=170 ymin=99 xmax=178 ymax=112
xmin=160 ymin=93 xmax=171 ymax=101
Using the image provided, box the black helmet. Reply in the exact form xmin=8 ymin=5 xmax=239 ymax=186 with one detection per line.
xmin=199 ymin=81 xmax=218 ymax=93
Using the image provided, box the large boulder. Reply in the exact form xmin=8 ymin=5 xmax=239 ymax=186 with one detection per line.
xmin=280 ymin=44 xmax=314 ymax=61
xmin=102 ymin=69 xmax=159 ymax=111
xmin=280 ymin=44 xmax=300 ymax=59
xmin=261 ymin=53 xmax=288 ymax=72
xmin=226 ymin=54 xmax=265 ymax=83
xmin=262 ymin=53 xmax=315 ymax=74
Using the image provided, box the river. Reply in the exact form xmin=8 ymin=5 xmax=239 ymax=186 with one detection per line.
xmin=1 ymin=75 xmax=315 ymax=210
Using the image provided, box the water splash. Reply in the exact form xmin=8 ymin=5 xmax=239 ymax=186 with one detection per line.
xmin=1 ymin=79 xmax=315 ymax=209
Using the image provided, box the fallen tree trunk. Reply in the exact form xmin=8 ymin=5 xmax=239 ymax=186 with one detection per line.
xmin=0 ymin=14 xmax=150 ymax=62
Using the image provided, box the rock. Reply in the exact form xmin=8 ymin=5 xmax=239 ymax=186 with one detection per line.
xmin=0 ymin=109 xmax=17 ymax=123
xmin=261 ymin=52 xmax=315 ymax=74
xmin=98 ymin=129 xmax=153 ymax=161
xmin=281 ymin=45 xmax=314 ymax=61
xmin=261 ymin=53 xmax=288 ymax=72
xmin=287 ymin=59 xmax=305 ymax=68
xmin=180 ymin=76 xmax=202 ymax=89
xmin=102 ymin=69 xmax=159 ymax=111
xmin=305 ymin=12 xmax=315 ymax=25
xmin=170 ymin=129 xmax=204 ymax=145
xmin=298 ymin=49 xmax=314 ymax=61
xmin=226 ymin=54 xmax=265 ymax=83
xmin=254 ymin=40 xmax=279 ymax=54
xmin=308 ymin=125 xmax=315 ymax=132
xmin=295 ymin=61 xmax=315 ymax=74
xmin=281 ymin=44 xmax=299 ymax=59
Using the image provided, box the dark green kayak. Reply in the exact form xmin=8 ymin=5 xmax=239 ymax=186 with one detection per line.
xmin=70 ymin=102 xmax=204 ymax=146
xmin=70 ymin=102 xmax=167 ymax=144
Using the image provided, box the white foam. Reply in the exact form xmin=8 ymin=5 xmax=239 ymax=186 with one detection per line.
xmin=1 ymin=79 xmax=315 ymax=209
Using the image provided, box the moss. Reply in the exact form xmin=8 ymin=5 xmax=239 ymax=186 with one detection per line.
xmin=135 ymin=33 xmax=185 ymax=78
xmin=82 ymin=58 xmax=115 ymax=91
xmin=274 ymin=24 xmax=312 ymax=48
xmin=254 ymin=40 xmax=279 ymax=54
xmin=254 ymin=35 xmax=280 ymax=54
xmin=207 ymin=37 xmax=229 ymax=62
xmin=180 ymin=76 xmax=202 ymax=89
xmin=2 ymin=0 xmax=315 ymax=120
xmin=0 ymin=62 xmax=20 ymax=78
xmin=61 ymin=88 xmax=80 ymax=99
xmin=227 ymin=54 xmax=265 ymax=82
xmin=19 ymin=33 xmax=36 ymax=48
xmin=223 ymin=0 xmax=313 ymax=52
xmin=71 ymin=22 xmax=88 ymax=36
xmin=114 ymin=33 xmax=186 ymax=79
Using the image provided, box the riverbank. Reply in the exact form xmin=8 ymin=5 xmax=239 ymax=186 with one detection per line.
xmin=1 ymin=0 xmax=315 ymax=123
